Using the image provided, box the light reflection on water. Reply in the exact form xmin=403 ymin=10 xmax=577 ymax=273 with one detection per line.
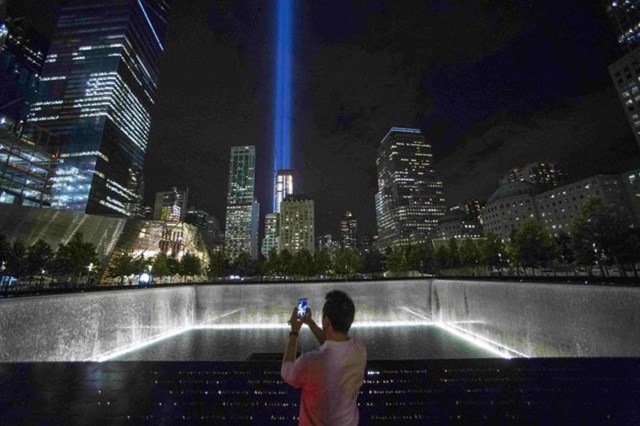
xmin=116 ymin=325 xmax=495 ymax=361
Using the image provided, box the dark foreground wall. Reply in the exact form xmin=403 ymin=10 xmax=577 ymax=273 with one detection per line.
xmin=432 ymin=279 xmax=640 ymax=357
xmin=0 ymin=287 xmax=195 ymax=361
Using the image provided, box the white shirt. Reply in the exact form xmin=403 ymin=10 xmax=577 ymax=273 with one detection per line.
xmin=281 ymin=338 xmax=367 ymax=426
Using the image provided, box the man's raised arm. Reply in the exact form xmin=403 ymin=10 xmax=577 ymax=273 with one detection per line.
xmin=302 ymin=307 xmax=326 ymax=345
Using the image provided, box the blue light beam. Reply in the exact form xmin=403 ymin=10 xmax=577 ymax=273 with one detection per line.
xmin=273 ymin=0 xmax=293 ymax=175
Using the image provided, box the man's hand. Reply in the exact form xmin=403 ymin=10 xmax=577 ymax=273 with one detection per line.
xmin=289 ymin=307 xmax=303 ymax=333
xmin=300 ymin=307 xmax=313 ymax=325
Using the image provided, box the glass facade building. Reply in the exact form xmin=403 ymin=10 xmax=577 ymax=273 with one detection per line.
xmin=28 ymin=0 xmax=170 ymax=216
xmin=374 ymin=127 xmax=446 ymax=250
xmin=0 ymin=14 xmax=48 ymax=129
xmin=224 ymin=146 xmax=260 ymax=260
xmin=0 ymin=123 xmax=61 ymax=207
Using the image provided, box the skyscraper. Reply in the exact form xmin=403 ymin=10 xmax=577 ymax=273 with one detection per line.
xmin=153 ymin=187 xmax=188 ymax=222
xmin=28 ymin=0 xmax=170 ymax=216
xmin=261 ymin=212 xmax=279 ymax=256
xmin=606 ymin=0 xmax=640 ymax=52
xmin=610 ymin=51 xmax=640 ymax=150
xmin=340 ymin=210 xmax=358 ymax=249
xmin=607 ymin=1 xmax=640 ymax=151
xmin=0 ymin=14 xmax=48 ymax=129
xmin=274 ymin=169 xmax=293 ymax=213
xmin=224 ymin=146 xmax=260 ymax=260
xmin=279 ymin=194 xmax=314 ymax=254
xmin=375 ymin=127 xmax=446 ymax=249
xmin=184 ymin=208 xmax=222 ymax=251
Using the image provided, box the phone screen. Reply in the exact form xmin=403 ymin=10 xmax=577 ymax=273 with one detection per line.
xmin=297 ymin=298 xmax=308 ymax=318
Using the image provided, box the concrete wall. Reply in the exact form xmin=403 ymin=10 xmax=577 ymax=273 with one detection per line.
xmin=195 ymin=280 xmax=432 ymax=325
xmin=432 ymin=279 xmax=640 ymax=357
xmin=0 ymin=287 xmax=195 ymax=361
xmin=1 ymin=278 xmax=640 ymax=361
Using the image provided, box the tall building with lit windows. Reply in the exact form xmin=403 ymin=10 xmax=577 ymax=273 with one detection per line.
xmin=607 ymin=1 xmax=640 ymax=151
xmin=27 ymin=0 xmax=170 ymax=216
xmin=224 ymin=146 xmax=260 ymax=260
xmin=279 ymin=194 xmax=314 ymax=255
xmin=606 ymin=0 xmax=640 ymax=52
xmin=274 ymin=169 xmax=293 ymax=213
xmin=340 ymin=210 xmax=358 ymax=248
xmin=374 ymin=127 xmax=446 ymax=250
xmin=0 ymin=14 xmax=48 ymax=129
xmin=153 ymin=187 xmax=188 ymax=222
xmin=261 ymin=212 xmax=279 ymax=256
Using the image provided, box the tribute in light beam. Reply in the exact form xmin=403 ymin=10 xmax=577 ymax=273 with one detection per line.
xmin=273 ymin=0 xmax=293 ymax=209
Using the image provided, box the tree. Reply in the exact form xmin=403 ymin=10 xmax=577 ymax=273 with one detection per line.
xmin=207 ymin=251 xmax=227 ymax=279
xmin=230 ymin=251 xmax=255 ymax=277
xmin=405 ymin=245 xmax=426 ymax=272
xmin=7 ymin=239 xmax=27 ymax=278
xmin=109 ymin=252 xmax=135 ymax=285
xmin=434 ymin=245 xmax=449 ymax=272
xmin=509 ymin=218 xmax=556 ymax=275
xmin=385 ymin=246 xmax=407 ymax=273
xmin=166 ymin=256 xmax=181 ymax=280
xmin=361 ymin=249 xmax=384 ymax=275
xmin=0 ymin=234 xmax=10 ymax=271
xmin=53 ymin=233 xmax=99 ymax=281
xmin=291 ymin=249 xmax=314 ymax=278
xmin=446 ymin=238 xmax=461 ymax=270
xmin=479 ymin=233 xmax=507 ymax=273
xmin=569 ymin=198 xmax=635 ymax=276
xmin=554 ymin=231 xmax=575 ymax=271
xmin=313 ymin=248 xmax=333 ymax=277
xmin=25 ymin=239 xmax=54 ymax=280
xmin=180 ymin=252 xmax=202 ymax=280
xmin=131 ymin=255 xmax=150 ymax=276
xmin=619 ymin=228 xmax=640 ymax=277
xmin=459 ymin=239 xmax=480 ymax=274
xmin=422 ymin=243 xmax=436 ymax=274
xmin=333 ymin=246 xmax=362 ymax=277
xmin=279 ymin=249 xmax=293 ymax=277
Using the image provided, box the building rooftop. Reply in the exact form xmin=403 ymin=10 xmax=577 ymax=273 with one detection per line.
xmin=487 ymin=181 xmax=539 ymax=204
xmin=282 ymin=194 xmax=312 ymax=202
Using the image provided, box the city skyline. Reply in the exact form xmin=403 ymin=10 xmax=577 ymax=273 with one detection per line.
xmin=6 ymin=0 xmax=640 ymax=239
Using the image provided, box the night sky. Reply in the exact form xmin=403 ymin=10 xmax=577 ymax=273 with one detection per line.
xmin=10 ymin=0 xmax=640 ymax=238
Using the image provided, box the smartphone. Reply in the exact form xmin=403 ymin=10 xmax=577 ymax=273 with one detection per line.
xmin=297 ymin=298 xmax=309 ymax=318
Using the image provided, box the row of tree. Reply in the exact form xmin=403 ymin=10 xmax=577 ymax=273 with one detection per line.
xmin=108 ymin=251 xmax=203 ymax=284
xmin=0 ymin=233 xmax=100 ymax=283
xmin=432 ymin=197 xmax=640 ymax=277
xmin=207 ymin=246 xmax=371 ymax=280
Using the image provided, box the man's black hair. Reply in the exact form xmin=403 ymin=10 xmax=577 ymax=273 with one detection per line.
xmin=322 ymin=290 xmax=355 ymax=334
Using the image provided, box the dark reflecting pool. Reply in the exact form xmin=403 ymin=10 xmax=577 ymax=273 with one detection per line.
xmin=116 ymin=325 xmax=494 ymax=361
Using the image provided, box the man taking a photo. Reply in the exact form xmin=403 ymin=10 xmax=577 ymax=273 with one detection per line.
xmin=281 ymin=290 xmax=367 ymax=426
